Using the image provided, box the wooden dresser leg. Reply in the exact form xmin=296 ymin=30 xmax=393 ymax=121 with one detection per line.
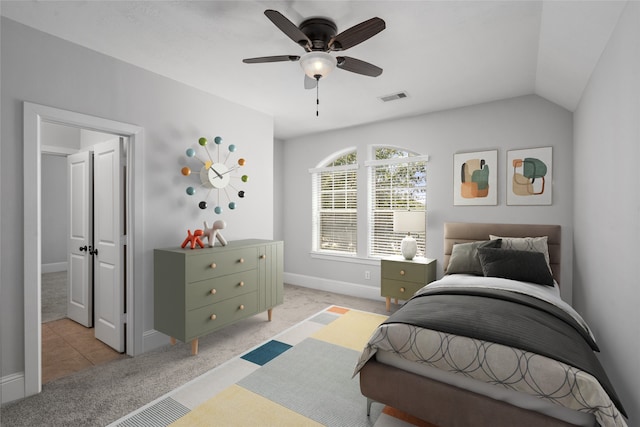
xmin=170 ymin=337 xmax=176 ymax=346
xmin=267 ymin=308 xmax=273 ymax=322
xmin=191 ymin=339 xmax=199 ymax=355
xmin=385 ymin=297 xmax=391 ymax=312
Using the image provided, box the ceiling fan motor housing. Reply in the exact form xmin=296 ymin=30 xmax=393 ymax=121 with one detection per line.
xmin=299 ymin=18 xmax=337 ymax=51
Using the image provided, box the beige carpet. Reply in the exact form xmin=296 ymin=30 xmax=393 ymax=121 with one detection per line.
xmin=0 ymin=284 xmax=395 ymax=427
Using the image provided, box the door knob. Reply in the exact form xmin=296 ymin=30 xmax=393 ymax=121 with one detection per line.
xmin=79 ymin=245 xmax=88 ymax=252
xmin=88 ymin=246 xmax=99 ymax=256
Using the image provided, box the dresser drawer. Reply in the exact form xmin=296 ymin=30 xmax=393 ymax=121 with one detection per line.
xmin=186 ymin=293 xmax=258 ymax=340
xmin=186 ymin=247 xmax=258 ymax=282
xmin=381 ymin=279 xmax=424 ymax=300
xmin=186 ymin=270 xmax=258 ymax=310
xmin=381 ymin=260 xmax=428 ymax=283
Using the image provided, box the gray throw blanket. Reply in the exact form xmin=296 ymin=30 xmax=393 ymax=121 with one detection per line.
xmin=384 ymin=287 xmax=627 ymax=417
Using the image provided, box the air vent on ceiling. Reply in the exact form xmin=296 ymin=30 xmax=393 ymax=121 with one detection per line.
xmin=379 ymin=91 xmax=409 ymax=102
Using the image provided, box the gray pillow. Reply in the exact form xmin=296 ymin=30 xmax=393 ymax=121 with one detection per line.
xmin=446 ymin=239 xmax=502 ymax=275
xmin=477 ymin=248 xmax=555 ymax=286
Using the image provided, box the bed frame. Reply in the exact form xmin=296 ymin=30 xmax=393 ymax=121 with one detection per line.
xmin=359 ymin=222 xmax=593 ymax=427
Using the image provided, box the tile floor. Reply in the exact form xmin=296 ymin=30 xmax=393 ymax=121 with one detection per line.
xmin=42 ymin=318 xmax=127 ymax=384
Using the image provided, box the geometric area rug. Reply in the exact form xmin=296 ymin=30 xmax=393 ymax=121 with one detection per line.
xmin=108 ymin=306 xmax=437 ymax=427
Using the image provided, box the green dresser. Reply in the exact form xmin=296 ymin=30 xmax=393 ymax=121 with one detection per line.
xmin=381 ymin=256 xmax=436 ymax=311
xmin=154 ymin=239 xmax=283 ymax=355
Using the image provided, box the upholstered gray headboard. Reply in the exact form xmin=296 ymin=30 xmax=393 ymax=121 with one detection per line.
xmin=443 ymin=222 xmax=561 ymax=284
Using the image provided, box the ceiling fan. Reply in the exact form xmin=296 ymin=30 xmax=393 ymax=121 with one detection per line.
xmin=243 ymin=9 xmax=385 ymax=90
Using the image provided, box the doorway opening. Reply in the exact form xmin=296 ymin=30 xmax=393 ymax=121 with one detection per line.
xmin=40 ymin=124 xmax=128 ymax=383
xmin=23 ymin=102 xmax=144 ymax=398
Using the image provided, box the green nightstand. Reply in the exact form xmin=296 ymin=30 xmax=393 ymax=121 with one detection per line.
xmin=381 ymin=256 xmax=436 ymax=311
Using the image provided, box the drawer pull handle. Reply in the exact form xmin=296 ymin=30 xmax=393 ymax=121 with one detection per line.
xmin=210 ymin=263 xmax=217 ymax=269
xmin=400 ymin=270 xmax=405 ymax=276
xmin=210 ymin=314 xmax=217 ymax=320
xmin=239 ymin=258 xmax=245 ymax=263
xmin=400 ymin=287 xmax=406 ymax=293
xmin=238 ymin=281 xmax=245 ymax=287
xmin=239 ymin=304 xmax=245 ymax=310
xmin=210 ymin=289 xmax=217 ymax=295
xmin=259 ymin=254 xmax=266 ymax=260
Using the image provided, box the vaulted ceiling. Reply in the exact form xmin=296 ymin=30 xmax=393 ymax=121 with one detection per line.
xmin=1 ymin=1 xmax=627 ymax=140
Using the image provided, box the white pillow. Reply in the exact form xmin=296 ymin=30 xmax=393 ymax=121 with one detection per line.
xmin=489 ymin=235 xmax=551 ymax=271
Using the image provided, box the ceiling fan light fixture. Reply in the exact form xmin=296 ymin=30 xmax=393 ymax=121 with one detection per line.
xmin=300 ymin=52 xmax=337 ymax=79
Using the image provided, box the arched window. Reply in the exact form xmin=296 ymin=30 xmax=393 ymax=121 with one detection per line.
xmin=310 ymin=147 xmax=428 ymax=258
xmin=310 ymin=150 xmax=358 ymax=254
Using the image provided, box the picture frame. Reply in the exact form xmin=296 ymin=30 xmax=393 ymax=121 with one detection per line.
xmin=507 ymin=146 xmax=552 ymax=205
xmin=453 ymin=150 xmax=498 ymax=206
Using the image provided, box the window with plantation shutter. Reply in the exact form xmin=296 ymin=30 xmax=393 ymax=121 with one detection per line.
xmin=367 ymin=149 xmax=427 ymax=258
xmin=310 ymin=152 xmax=358 ymax=255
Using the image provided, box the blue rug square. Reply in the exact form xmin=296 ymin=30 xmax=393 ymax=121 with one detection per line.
xmin=241 ymin=340 xmax=292 ymax=366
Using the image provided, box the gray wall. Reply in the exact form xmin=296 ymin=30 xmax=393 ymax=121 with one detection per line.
xmin=283 ymin=94 xmax=575 ymax=302
xmin=1 ymin=18 xmax=274 ymax=382
xmin=573 ymin=1 xmax=639 ymax=422
xmin=41 ymin=154 xmax=68 ymax=267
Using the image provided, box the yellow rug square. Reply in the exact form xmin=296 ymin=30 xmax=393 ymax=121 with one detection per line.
xmin=170 ymin=384 xmax=323 ymax=427
xmin=312 ymin=310 xmax=387 ymax=351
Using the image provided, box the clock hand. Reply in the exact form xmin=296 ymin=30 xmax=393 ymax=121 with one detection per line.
xmin=209 ymin=166 xmax=223 ymax=179
xmin=219 ymin=165 xmax=240 ymax=176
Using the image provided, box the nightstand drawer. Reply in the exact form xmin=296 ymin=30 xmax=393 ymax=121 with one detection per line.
xmin=186 ymin=247 xmax=258 ymax=282
xmin=186 ymin=270 xmax=258 ymax=310
xmin=381 ymin=260 xmax=429 ymax=283
xmin=381 ymin=279 xmax=424 ymax=300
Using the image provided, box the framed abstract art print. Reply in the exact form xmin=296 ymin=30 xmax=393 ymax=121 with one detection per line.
xmin=453 ymin=150 xmax=497 ymax=206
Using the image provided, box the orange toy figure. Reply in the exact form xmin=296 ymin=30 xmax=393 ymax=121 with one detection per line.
xmin=181 ymin=229 xmax=205 ymax=249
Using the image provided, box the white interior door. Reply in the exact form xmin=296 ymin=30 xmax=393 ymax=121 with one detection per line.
xmin=93 ymin=138 xmax=125 ymax=352
xmin=67 ymin=151 xmax=93 ymax=327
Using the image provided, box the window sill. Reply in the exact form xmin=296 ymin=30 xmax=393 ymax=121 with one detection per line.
xmin=310 ymin=252 xmax=381 ymax=266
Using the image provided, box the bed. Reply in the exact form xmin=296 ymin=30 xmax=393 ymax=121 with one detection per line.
xmin=355 ymin=222 xmax=628 ymax=427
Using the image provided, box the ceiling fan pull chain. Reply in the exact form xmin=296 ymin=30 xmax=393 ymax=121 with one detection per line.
xmin=316 ymin=75 xmax=320 ymax=116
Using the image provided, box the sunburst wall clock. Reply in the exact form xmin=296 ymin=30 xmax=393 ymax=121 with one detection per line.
xmin=181 ymin=136 xmax=248 ymax=214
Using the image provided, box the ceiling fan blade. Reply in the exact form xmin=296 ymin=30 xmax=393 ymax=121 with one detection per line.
xmin=304 ymin=75 xmax=317 ymax=90
xmin=264 ymin=10 xmax=311 ymax=50
xmin=336 ymin=56 xmax=383 ymax=77
xmin=329 ymin=17 xmax=385 ymax=51
xmin=243 ymin=55 xmax=300 ymax=64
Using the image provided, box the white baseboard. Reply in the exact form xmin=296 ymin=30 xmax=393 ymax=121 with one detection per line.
xmin=1 ymin=372 xmax=25 ymax=404
xmin=142 ymin=329 xmax=171 ymax=353
xmin=283 ymin=272 xmax=383 ymax=301
xmin=42 ymin=262 xmax=67 ymax=273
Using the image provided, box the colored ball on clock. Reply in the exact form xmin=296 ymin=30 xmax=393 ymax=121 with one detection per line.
xmin=228 ymin=144 xmax=236 ymax=152
xmin=214 ymin=206 xmax=222 ymax=214
xmin=214 ymin=136 xmax=223 ymax=144
xmin=186 ymin=186 xmax=195 ymax=196
xmin=228 ymin=202 xmax=236 ymax=210
xmin=238 ymin=158 xmax=246 ymax=166
xmin=238 ymin=190 xmax=245 ymax=198
xmin=181 ymin=166 xmax=191 ymax=176
xmin=198 ymin=137 xmax=207 ymax=146
xmin=199 ymin=201 xmax=208 ymax=210
xmin=186 ymin=148 xmax=195 ymax=157
xmin=241 ymin=175 xmax=248 ymax=182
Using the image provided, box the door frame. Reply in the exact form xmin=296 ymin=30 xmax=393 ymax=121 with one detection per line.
xmin=23 ymin=102 xmax=144 ymax=397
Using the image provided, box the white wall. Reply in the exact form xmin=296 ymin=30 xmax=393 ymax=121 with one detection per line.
xmin=1 ymin=17 xmax=274 ymax=388
xmin=283 ymin=94 xmax=575 ymax=302
xmin=573 ymin=1 xmax=639 ymax=423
